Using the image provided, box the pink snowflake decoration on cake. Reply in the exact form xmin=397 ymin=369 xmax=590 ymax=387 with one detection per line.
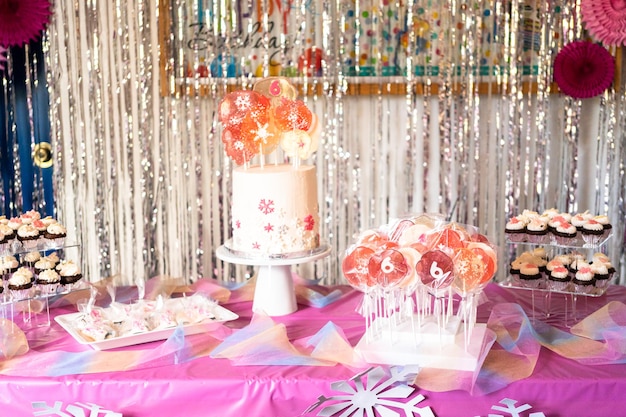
xmin=258 ymin=199 xmax=275 ymax=215
xmin=264 ymin=223 xmax=274 ymax=232
xmin=0 ymin=0 xmax=53 ymax=47
xmin=304 ymin=214 xmax=315 ymax=231
xmin=252 ymin=242 xmax=261 ymax=250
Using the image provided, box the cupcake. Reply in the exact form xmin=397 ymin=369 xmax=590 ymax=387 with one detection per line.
xmin=570 ymin=214 xmax=588 ymax=231
xmin=552 ymin=253 xmax=573 ymax=266
xmin=1 ymin=255 xmax=20 ymax=280
xmin=518 ymin=263 xmax=543 ymax=288
xmin=510 ymin=251 xmax=534 ymax=275
xmin=548 ymin=265 xmax=570 ymax=291
xmin=8 ymin=267 xmax=34 ymax=300
xmin=592 ymin=215 xmax=612 ymax=238
xmin=553 ymin=222 xmax=577 ymax=246
xmin=34 ymin=257 xmax=57 ymax=275
xmin=569 ymin=258 xmax=590 ymax=277
xmin=505 ymin=216 xmax=527 ymax=242
xmin=545 ymin=259 xmax=564 ymax=274
xmin=590 ymin=262 xmax=611 ymax=290
xmin=572 ymin=266 xmax=596 ymax=294
xmin=57 ymin=260 xmax=82 ymax=286
xmin=16 ymin=224 xmax=40 ymax=249
xmin=45 ymin=252 xmax=61 ymax=267
xmin=0 ymin=223 xmax=15 ymax=246
xmin=22 ymin=251 xmax=42 ymax=270
xmin=7 ymin=217 xmax=22 ymax=231
xmin=36 ymin=269 xmax=61 ymax=294
xmin=541 ymin=208 xmax=560 ymax=219
xmin=581 ymin=219 xmax=604 ymax=245
xmin=20 ymin=210 xmax=41 ymax=224
xmin=0 ymin=230 xmax=7 ymax=252
xmin=526 ymin=217 xmax=549 ymax=244
xmin=44 ymin=222 xmax=67 ymax=247
xmin=40 ymin=216 xmax=57 ymax=227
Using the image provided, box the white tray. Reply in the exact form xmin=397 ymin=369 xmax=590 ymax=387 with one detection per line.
xmin=55 ymin=305 xmax=238 ymax=350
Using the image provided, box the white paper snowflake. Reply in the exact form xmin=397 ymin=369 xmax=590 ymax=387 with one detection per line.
xmin=32 ymin=401 xmax=123 ymax=417
xmin=305 ymin=366 xmax=435 ymax=417
xmin=476 ymin=398 xmax=546 ymax=417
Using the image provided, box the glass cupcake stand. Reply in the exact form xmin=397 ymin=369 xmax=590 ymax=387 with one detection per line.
xmin=216 ymin=241 xmax=331 ymax=316
xmin=499 ymin=230 xmax=614 ymax=324
xmin=0 ymin=239 xmax=87 ymax=328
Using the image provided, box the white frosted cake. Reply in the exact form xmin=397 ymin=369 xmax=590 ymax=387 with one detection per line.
xmin=229 ymin=164 xmax=320 ymax=256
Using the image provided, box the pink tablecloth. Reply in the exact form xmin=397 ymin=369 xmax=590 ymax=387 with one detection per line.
xmin=2 ymin=283 xmax=626 ymax=416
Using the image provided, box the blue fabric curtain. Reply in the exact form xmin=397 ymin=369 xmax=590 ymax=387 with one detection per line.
xmin=0 ymin=39 xmax=54 ymax=217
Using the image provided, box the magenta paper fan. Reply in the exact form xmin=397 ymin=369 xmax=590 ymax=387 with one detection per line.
xmin=553 ymin=41 xmax=615 ymax=99
xmin=0 ymin=0 xmax=53 ymax=47
xmin=0 ymin=45 xmax=6 ymax=72
xmin=582 ymin=0 xmax=626 ymax=45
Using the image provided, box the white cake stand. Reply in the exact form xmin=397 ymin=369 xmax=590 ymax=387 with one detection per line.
xmin=216 ymin=243 xmax=332 ymax=316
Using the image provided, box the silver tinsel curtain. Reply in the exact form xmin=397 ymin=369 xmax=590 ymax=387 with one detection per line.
xmin=41 ymin=0 xmax=625 ymax=286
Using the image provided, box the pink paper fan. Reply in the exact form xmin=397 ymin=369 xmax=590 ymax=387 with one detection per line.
xmin=0 ymin=0 xmax=53 ymax=47
xmin=0 ymin=45 xmax=6 ymax=72
xmin=582 ymin=0 xmax=626 ymax=45
xmin=553 ymin=41 xmax=615 ymax=99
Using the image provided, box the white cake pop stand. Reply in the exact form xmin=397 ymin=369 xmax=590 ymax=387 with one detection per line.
xmin=216 ymin=242 xmax=332 ymax=316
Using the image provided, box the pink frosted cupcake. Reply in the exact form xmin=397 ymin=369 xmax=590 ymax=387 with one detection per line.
xmin=7 ymin=217 xmax=22 ymax=233
xmin=20 ymin=210 xmax=41 ymax=224
xmin=592 ymin=215 xmax=612 ymax=239
xmin=505 ymin=216 xmax=527 ymax=242
xmin=518 ymin=263 xmax=543 ymax=288
xmin=590 ymin=262 xmax=611 ymax=290
xmin=570 ymin=213 xmax=589 ymax=231
xmin=548 ymin=265 xmax=570 ymax=291
xmin=572 ymin=267 xmax=596 ymax=294
xmin=553 ymin=222 xmax=577 ymax=246
xmin=581 ymin=219 xmax=604 ymax=245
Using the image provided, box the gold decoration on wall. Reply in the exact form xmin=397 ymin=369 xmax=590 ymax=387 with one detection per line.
xmin=33 ymin=142 xmax=53 ymax=168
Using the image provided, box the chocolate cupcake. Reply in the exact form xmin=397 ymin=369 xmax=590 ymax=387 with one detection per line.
xmin=8 ymin=267 xmax=34 ymax=300
xmin=34 ymin=257 xmax=57 ymax=275
xmin=553 ymin=222 xmax=577 ymax=246
xmin=16 ymin=224 xmax=40 ymax=249
xmin=526 ymin=217 xmax=549 ymax=244
xmin=57 ymin=260 xmax=82 ymax=286
xmin=573 ymin=267 xmax=596 ymax=294
xmin=548 ymin=265 xmax=570 ymax=291
xmin=581 ymin=219 xmax=604 ymax=245
xmin=592 ymin=215 xmax=612 ymax=239
xmin=590 ymin=262 xmax=611 ymax=290
xmin=36 ymin=269 xmax=61 ymax=294
xmin=518 ymin=263 xmax=543 ymax=288
xmin=505 ymin=216 xmax=527 ymax=242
